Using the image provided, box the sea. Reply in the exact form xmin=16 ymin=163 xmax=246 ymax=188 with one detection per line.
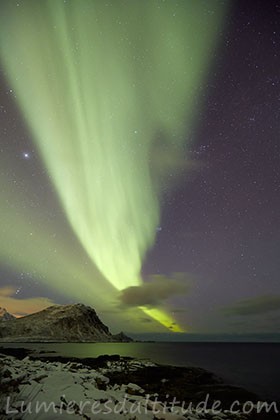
xmin=1 ymin=342 xmax=279 ymax=403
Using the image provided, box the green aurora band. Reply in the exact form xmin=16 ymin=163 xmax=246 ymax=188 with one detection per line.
xmin=0 ymin=0 xmax=226 ymax=330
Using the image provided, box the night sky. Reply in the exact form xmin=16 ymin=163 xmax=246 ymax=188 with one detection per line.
xmin=0 ymin=0 xmax=280 ymax=336
xmin=143 ymin=0 xmax=280 ymax=334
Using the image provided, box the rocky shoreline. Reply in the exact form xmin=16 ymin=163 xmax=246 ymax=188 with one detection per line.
xmin=0 ymin=348 xmax=278 ymax=419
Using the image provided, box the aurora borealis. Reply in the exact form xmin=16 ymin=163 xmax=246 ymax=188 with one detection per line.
xmin=1 ymin=0 xmax=280 ymax=336
xmin=0 ymin=0 xmax=225 ymax=330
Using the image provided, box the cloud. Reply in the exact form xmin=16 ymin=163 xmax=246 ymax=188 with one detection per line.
xmin=0 ymin=286 xmax=55 ymax=317
xmin=139 ymin=317 xmax=153 ymax=324
xmin=0 ymin=286 xmax=16 ymax=297
xmin=119 ymin=274 xmax=189 ymax=307
xmin=222 ymin=295 xmax=280 ymax=316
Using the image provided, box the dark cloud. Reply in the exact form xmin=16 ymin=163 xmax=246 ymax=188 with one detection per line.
xmin=222 ymin=295 xmax=280 ymax=316
xmin=139 ymin=317 xmax=153 ymax=323
xmin=119 ymin=274 xmax=189 ymax=307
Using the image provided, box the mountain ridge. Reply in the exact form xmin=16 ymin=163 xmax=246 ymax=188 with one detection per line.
xmin=0 ymin=303 xmax=132 ymax=342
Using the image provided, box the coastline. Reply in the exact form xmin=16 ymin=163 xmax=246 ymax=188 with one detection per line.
xmin=0 ymin=347 xmax=278 ymax=419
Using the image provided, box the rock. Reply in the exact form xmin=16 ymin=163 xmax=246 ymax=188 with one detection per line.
xmin=126 ymin=383 xmax=144 ymax=394
xmin=62 ymin=383 xmax=86 ymax=403
xmin=112 ymin=331 xmax=134 ymax=342
xmin=18 ymin=381 xmax=43 ymax=400
xmin=0 ymin=308 xmax=16 ymax=322
xmin=0 ymin=352 xmax=277 ymax=420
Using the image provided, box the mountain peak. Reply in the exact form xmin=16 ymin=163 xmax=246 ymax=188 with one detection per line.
xmin=0 ymin=307 xmax=16 ymax=321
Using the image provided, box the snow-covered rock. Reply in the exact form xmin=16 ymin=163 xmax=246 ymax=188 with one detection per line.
xmin=0 ymin=354 xmax=262 ymax=420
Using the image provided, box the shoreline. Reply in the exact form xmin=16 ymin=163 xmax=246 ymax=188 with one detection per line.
xmin=0 ymin=347 xmax=279 ymax=419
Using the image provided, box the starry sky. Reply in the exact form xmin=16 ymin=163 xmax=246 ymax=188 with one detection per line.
xmin=0 ymin=0 xmax=280 ymax=336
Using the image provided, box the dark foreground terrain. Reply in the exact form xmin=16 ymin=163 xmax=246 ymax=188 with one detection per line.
xmin=0 ymin=347 xmax=278 ymax=419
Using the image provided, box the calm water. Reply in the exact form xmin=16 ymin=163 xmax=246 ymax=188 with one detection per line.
xmin=1 ymin=342 xmax=279 ymax=402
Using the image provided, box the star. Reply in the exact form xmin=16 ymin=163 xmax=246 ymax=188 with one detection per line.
xmin=23 ymin=152 xmax=30 ymax=159
xmin=15 ymin=287 xmax=22 ymax=295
